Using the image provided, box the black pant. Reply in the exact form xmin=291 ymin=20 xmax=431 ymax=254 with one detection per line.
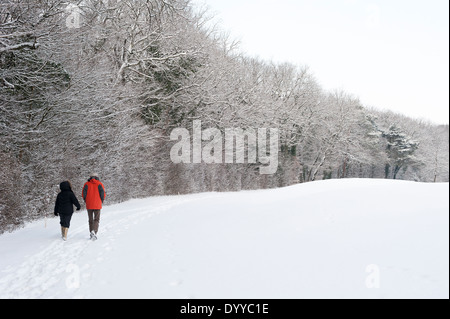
xmin=59 ymin=213 xmax=73 ymax=228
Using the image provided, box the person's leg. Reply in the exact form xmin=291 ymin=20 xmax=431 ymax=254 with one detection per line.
xmin=93 ymin=210 xmax=101 ymax=234
xmin=88 ymin=209 xmax=95 ymax=233
xmin=60 ymin=214 xmax=70 ymax=228
xmin=59 ymin=214 xmax=71 ymax=240
xmin=65 ymin=213 xmax=73 ymax=228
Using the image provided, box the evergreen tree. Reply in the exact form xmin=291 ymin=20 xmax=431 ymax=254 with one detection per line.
xmin=382 ymin=125 xmax=419 ymax=179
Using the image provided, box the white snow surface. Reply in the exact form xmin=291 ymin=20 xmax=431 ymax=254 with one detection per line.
xmin=0 ymin=179 xmax=448 ymax=299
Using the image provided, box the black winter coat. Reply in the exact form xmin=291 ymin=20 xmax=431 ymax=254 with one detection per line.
xmin=54 ymin=181 xmax=81 ymax=216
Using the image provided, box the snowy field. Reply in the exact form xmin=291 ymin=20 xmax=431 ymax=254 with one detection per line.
xmin=0 ymin=179 xmax=448 ymax=299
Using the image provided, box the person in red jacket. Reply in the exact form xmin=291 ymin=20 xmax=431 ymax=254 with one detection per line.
xmin=82 ymin=174 xmax=106 ymax=240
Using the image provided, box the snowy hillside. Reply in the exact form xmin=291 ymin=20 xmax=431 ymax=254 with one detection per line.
xmin=0 ymin=179 xmax=448 ymax=299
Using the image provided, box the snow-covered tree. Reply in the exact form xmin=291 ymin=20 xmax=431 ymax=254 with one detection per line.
xmin=382 ymin=125 xmax=419 ymax=179
xmin=0 ymin=0 xmax=447 ymax=233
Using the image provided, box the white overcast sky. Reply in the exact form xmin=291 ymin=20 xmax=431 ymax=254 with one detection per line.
xmin=191 ymin=0 xmax=449 ymax=125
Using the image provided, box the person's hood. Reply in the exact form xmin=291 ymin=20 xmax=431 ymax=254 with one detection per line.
xmin=60 ymin=181 xmax=72 ymax=192
xmin=88 ymin=178 xmax=101 ymax=186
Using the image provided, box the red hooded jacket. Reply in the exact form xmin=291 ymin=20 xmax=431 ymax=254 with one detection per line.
xmin=82 ymin=178 xmax=106 ymax=210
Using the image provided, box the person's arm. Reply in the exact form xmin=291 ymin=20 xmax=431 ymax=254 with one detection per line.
xmin=82 ymin=183 xmax=88 ymax=201
xmin=54 ymin=194 xmax=61 ymax=216
xmin=98 ymin=183 xmax=105 ymax=203
xmin=71 ymin=192 xmax=81 ymax=211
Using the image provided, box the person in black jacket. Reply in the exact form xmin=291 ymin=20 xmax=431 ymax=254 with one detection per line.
xmin=54 ymin=181 xmax=81 ymax=241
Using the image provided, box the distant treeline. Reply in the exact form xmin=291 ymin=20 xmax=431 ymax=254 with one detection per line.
xmin=1 ymin=0 xmax=448 ymax=232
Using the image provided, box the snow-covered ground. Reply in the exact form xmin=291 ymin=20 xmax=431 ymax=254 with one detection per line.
xmin=0 ymin=179 xmax=448 ymax=299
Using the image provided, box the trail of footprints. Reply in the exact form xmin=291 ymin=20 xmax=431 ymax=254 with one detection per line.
xmin=0 ymin=195 xmax=218 ymax=298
